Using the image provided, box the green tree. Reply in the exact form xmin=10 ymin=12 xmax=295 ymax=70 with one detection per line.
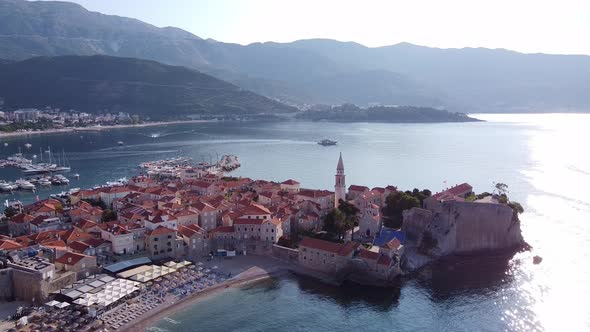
xmin=4 ymin=206 xmax=17 ymax=219
xmin=494 ymin=182 xmax=509 ymax=195
xmin=382 ymin=191 xmax=421 ymax=229
xmin=337 ymin=199 xmax=360 ymax=241
xmin=101 ymin=209 xmax=117 ymax=222
xmin=323 ymin=208 xmax=346 ymax=240
xmin=419 ymin=230 xmax=438 ymax=255
xmin=508 ymin=201 xmax=524 ymax=214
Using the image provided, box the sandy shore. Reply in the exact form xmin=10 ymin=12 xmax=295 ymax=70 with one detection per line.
xmin=0 ymin=120 xmax=215 ymax=138
xmin=122 ymin=265 xmax=287 ymax=332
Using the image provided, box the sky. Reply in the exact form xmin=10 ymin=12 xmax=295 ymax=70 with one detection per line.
xmin=62 ymin=0 xmax=590 ymax=55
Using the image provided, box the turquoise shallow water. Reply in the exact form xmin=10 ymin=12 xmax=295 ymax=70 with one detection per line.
xmin=1 ymin=114 xmax=589 ymax=331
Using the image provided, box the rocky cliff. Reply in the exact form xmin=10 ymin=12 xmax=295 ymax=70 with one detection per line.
xmin=401 ymin=200 xmax=524 ymax=271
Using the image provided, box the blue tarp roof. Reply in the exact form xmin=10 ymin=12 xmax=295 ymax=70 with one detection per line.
xmin=373 ymin=228 xmax=406 ymax=246
xmin=104 ymin=256 xmax=152 ymax=274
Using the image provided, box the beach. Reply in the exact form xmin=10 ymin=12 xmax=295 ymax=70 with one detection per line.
xmin=121 ymin=256 xmax=289 ymax=332
xmin=0 ymin=120 xmax=215 ymax=138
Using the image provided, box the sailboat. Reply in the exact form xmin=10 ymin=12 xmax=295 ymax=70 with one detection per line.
xmin=53 ymin=149 xmax=71 ymax=172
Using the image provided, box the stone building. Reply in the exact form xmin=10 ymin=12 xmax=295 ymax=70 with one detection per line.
xmin=297 ymin=237 xmax=359 ymax=274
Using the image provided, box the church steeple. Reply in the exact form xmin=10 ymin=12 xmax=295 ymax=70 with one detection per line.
xmin=335 ymin=153 xmax=346 ymax=208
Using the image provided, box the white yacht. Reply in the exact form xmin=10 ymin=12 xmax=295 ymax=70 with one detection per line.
xmin=15 ymin=179 xmax=35 ymax=190
xmin=0 ymin=181 xmax=16 ymax=191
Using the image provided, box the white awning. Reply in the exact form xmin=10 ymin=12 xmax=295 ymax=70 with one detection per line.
xmin=55 ymin=302 xmax=70 ymax=309
xmin=45 ymin=300 xmax=60 ymax=307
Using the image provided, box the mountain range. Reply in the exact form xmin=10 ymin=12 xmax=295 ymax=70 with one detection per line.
xmin=0 ymin=55 xmax=295 ymax=119
xmin=0 ymin=0 xmax=589 ymax=113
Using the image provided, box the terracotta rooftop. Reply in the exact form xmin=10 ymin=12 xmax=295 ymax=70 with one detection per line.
xmin=10 ymin=213 xmax=34 ymax=224
xmin=146 ymin=226 xmax=175 ymax=236
xmin=241 ymin=203 xmax=271 ymax=216
xmin=432 ymin=183 xmax=473 ymax=200
xmin=299 ymin=237 xmax=360 ymax=256
xmin=349 ymin=185 xmax=370 ymax=192
xmin=55 ymin=251 xmax=92 ymax=265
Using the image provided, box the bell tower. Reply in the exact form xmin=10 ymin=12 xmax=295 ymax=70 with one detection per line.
xmin=335 ymin=153 xmax=346 ymax=208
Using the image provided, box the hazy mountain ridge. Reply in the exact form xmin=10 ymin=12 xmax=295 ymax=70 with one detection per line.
xmin=0 ymin=55 xmax=296 ymax=119
xmin=0 ymin=0 xmax=446 ymax=109
xmin=0 ymin=0 xmax=589 ymax=112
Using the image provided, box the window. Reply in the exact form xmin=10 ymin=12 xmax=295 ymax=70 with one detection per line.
xmin=167 ymin=241 xmax=171 ymax=246
xmin=154 ymin=245 xmax=158 ymax=250
xmin=154 ymin=238 xmax=159 ymax=241
xmin=271 ymin=229 xmax=274 ymax=233
xmin=168 ymin=235 xmax=172 ymax=239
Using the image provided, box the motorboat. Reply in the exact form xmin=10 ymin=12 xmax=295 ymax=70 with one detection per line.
xmin=15 ymin=179 xmax=35 ymax=190
xmin=0 ymin=181 xmax=16 ymax=191
xmin=317 ymin=139 xmax=338 ymax=146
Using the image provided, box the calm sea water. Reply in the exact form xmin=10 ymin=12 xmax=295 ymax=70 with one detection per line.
xmin=1 ymin=114 xmax=589 ymax=331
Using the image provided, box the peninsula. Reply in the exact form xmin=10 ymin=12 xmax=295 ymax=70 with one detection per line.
xmin=0 ymin=154 xmax=525 ymax=331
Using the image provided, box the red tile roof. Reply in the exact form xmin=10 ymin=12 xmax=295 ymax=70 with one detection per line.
xmin=146 ymin=226 xmax=175 ymax=237
xmin=10 ymin=213 xmax=34 ymax=224
xmin=69 ymin=240 xmax=91 ymax=252
xmin=55 ymin=251 xmax=92 ymax=265
xmin=241 ymin=203 xmax=271 ymax=216
xmin=298 ymin=189 xmax=333 ymax=199
xmin=299 ymin=237 xmax=360 ymax=256
xmin=234 ymin=218 xmax=266 ymax=225
xmin=74 ymin=219 xmax=98 ymax=230
xmin=349 ymin=185 xmax=369 ymax=192
xmin=0 ymin=239 xmax=23 ymax=250
xmin=178 ymin=224 xmax=205 ymax=238
xmin=384 ymin=237 xmax=402 ymax=250
xmin=83 ymin=237 xmax=110 ymax=247
xmin=209 ymin=226 xmax=235 ymax=234
xmin=432 ymin=183 xmax=473 ymax=200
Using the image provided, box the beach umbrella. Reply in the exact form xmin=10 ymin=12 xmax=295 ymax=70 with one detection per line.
xmin=45 ymin=300 xmax=60 ymax=307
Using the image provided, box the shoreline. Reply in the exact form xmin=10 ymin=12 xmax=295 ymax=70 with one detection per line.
xmin=122 ymin=267 xmax=287 ymax=332
xmin=0 ymin=119 xmax=215 ymax=138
